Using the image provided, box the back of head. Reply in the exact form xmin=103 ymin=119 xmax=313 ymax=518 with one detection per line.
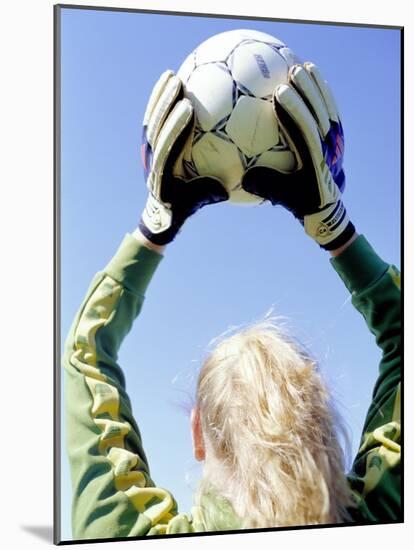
xmin=194 ymin=318 xmax=355 ymax=529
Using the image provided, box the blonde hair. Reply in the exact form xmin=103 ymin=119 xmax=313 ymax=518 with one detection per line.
xmin=193 ymin=318 xmax=355 ymax=529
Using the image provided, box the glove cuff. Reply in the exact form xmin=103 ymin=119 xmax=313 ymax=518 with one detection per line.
xmin=139 ymin=193 xmax=180 ymax=245
xmin=321 ymin=220 xmax=356 ymax=251
xmin=304 ymin=201 xmax=355 ymax=250
xmin=138 ymin=219 xmax=180 ymax=245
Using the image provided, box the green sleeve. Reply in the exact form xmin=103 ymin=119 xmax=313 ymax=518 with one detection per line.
xmin=330 ymin=235 xmax=401 ymax=522
xmin=63 ymin=233 xmax=193 ymax=539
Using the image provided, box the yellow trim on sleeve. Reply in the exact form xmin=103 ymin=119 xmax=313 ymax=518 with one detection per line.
xmin=388 ymin=266 xmax=400 ymax=290
xmin=392 ymin=383 xmax=401 ymax=422
xmin=70 ymin=274 xmax=177 ymax=530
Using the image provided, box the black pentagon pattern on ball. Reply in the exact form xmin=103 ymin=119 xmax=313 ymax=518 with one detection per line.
xmin=211 ymin=115 xmax=232 ymax=132
xmin=246 ymin=153 xmax=260 ymax=167
xmin=185 ymin=36 xmax=291 ymax=183
xmin=214 ymin=129 xmax=233 ymax=143
xmin=234 ymin=81 xmax=255 ymax=98
xmin=232 ymin=79 xmax=238 ymax=108
xmin=194 ymin=37 xmax=285 ymax=102
xmin=192 ymin=127 xmax=204 ymax=145
xmin=182 ymin=158 xmax=199 ymax=179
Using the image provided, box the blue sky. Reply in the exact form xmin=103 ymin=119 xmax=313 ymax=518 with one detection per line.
xmin=59 ymin=7 xmax=401 ymax=541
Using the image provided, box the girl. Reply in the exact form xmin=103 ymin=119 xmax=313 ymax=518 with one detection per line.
xmin=63 ymin=63 xmax=401 ymax=539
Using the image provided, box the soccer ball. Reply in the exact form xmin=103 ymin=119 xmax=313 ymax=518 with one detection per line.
xmin=175 ymin=29 xmax=301 ymax=205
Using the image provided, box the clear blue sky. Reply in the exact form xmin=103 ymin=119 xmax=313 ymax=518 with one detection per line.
xmin=59 ymin=7 xmax=401 ymax=541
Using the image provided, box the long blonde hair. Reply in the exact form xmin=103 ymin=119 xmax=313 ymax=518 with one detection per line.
xmin=193 ymin=318 xmax=355 ymax=529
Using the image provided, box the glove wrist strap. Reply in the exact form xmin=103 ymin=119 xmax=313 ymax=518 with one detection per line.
xmin=304 ymin=201 xmax=355 ymax=250
xmin=140 ymin=194 xmax=179 ymax=245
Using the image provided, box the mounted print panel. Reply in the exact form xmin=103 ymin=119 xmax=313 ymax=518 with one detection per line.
xmin=55 ymin=4 xmax=402 ymax=544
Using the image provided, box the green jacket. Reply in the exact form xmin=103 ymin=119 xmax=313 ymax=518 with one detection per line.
xmin=62 ymin=234 xmax=401 ymax=540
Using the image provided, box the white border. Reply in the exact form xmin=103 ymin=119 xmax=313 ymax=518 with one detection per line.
xmin=1 ymin=1 xmax=411 ymax=549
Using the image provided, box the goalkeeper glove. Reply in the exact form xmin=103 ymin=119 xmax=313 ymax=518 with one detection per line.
xmin=242 ymin=62 xmax=355 ymax=250
xmin=139 ymin=70 xmax=228 ymax=245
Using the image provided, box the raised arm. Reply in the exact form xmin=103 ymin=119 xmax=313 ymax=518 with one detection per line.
xmin=63 ymin=71 xmax=228 ymax=540
xmin=330 ymin=235 xmax=401 ymax=521
xmin=63 ymin=233 xmax=173 ymax=540
xmin=241 ymin=61 xmax=401 ymax=521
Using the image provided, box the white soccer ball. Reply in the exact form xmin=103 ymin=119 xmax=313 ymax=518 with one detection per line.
xmin=175 ymin=29 xmax=301 ymax=205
